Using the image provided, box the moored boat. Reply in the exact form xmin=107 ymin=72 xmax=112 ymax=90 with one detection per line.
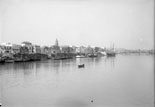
xmin=88 ymin=54 xmax=97 ymax=57
xmin=78 ymin=64 xmax=85 ymax=68
xmin=76 ymin=55 xmax=85 ymax=58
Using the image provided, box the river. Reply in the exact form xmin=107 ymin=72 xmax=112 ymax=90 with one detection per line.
xmin=0 ymin=54 xmax=154 ymax=107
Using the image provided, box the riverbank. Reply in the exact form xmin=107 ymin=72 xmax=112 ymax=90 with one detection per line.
xmin=0 ymin=53 xmax=106 ymax=64
xmin=0 ymin=53 xmax=77 ymax=63
xmin=1 ymin=52 xmax=154 ymax=64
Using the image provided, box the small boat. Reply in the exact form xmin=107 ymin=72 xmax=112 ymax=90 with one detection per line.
xmin=78 ymin=64 xmax=85 ymax=68
xmin=76 ymin=55 xmax=85 ymax=58
xmin=88 ymin=54 xmax=97 ymax=57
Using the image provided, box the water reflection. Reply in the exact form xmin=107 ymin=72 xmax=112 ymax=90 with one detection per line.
xmin=105 ymin=56 xmax=115 ymax=68
xmin=0 ymin=55 xmax=154 ymax=107
xmin=0 ymin=57 xmax=116 ymax=78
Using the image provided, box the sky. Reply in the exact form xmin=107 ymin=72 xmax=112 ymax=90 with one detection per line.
xmin=0 ymin=0 xmax=154 ymax=49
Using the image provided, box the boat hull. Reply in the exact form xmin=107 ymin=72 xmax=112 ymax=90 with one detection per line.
xmin=106 ymin=52 xmax=116 ymax=56
xmin=78 ymin=64 xmax=85 ymax=68
xmin=5 ymin=60 xmax=14 ymax=63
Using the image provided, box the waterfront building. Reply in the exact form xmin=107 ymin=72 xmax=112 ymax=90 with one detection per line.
xmin=60 ymin=45 xmax=75 ymax=53
xmin=0 ymin=46 xmax=4 ymax=56
xmin=58 ymin=45 xmax=75 ymax=59
xmin=79 ymin=46 xmax=86 ymax=54
xmin=93 ymin=47 xmax=105 ymax=53
xmin=50 ymin=39 xmax=61 ymax=54
xmin=21 ymin=41 xmax=33 ymax=54
xmin=94 ymin=47 xmax=100 ymax=53
xmin=0 ymin=43 xmax=14 ymax=55
xmin=69 ymin=46 xmax=77 ymax=54
xmin=75 ymin=47 xmax=80 ymax=53
xmin=50 ymin=45 xmax=61 ymax=54
xmin=20 ymin=46 xmax=29 ymax=54
xmin=100 ymin=47 xmax=106 ymax=52
xmin=84 ymin=46 xmax=94 ymax=54
xmin=32 ymin=45 xmax=41 ymax=54
xmin=12 ymin=44 xmax=21 ymax=54
xmin=60 ymin=45 xmax=69 ymax=53
xmin=41 ymin=46 xmax=51 ymax=55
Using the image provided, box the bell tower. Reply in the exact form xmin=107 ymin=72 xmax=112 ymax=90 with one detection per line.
xmin=55 ymin=39 xmax=59 ymax=46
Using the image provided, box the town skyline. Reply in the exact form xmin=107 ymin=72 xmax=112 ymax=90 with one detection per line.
xmin=0 ymin=0 xmax=154 ymax=50
xmin=0 ymin=39 xmax=154 ymax=51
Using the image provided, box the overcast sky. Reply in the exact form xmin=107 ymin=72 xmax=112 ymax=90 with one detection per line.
xmin=0 ymin=0 xmax=154 ymax=49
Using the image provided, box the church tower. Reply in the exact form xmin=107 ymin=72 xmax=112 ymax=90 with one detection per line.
xmin=55 ymin=39 xmax=59 ymax=46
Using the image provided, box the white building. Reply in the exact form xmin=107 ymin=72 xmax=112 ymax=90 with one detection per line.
xmin=0 ymin=43 xmax=14 ymax=54
xmin=32 ymin=45 xmax=41 ymax=54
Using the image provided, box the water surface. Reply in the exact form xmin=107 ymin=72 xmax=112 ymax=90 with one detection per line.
xmin=0 ymin=55 xmax=154 ymax=107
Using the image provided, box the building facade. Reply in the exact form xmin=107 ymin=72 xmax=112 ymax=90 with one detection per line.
xmin=32 ymin=45 xmax=41 ymax=54
xmin=21 ymin=41 xmax=33 ymax=54
xmin=84 ymin=46 xmax=94 ymax=54
xmin=0 ymin=43 xmax=14 ymax=55
xmin=20 ymin=46 xmax=29 ymax=54
xmin=50 ymin=45 xmax=61 ymax=54
xmin=50 ymin=39 xmax=61 ymax=54
xmin=0 ymin=46 xmax=4 ymax=56
xmin=12 ymin=44 xmax=21 ymax=54
xmin=41 ymin=46 xmax=51 ymax=55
